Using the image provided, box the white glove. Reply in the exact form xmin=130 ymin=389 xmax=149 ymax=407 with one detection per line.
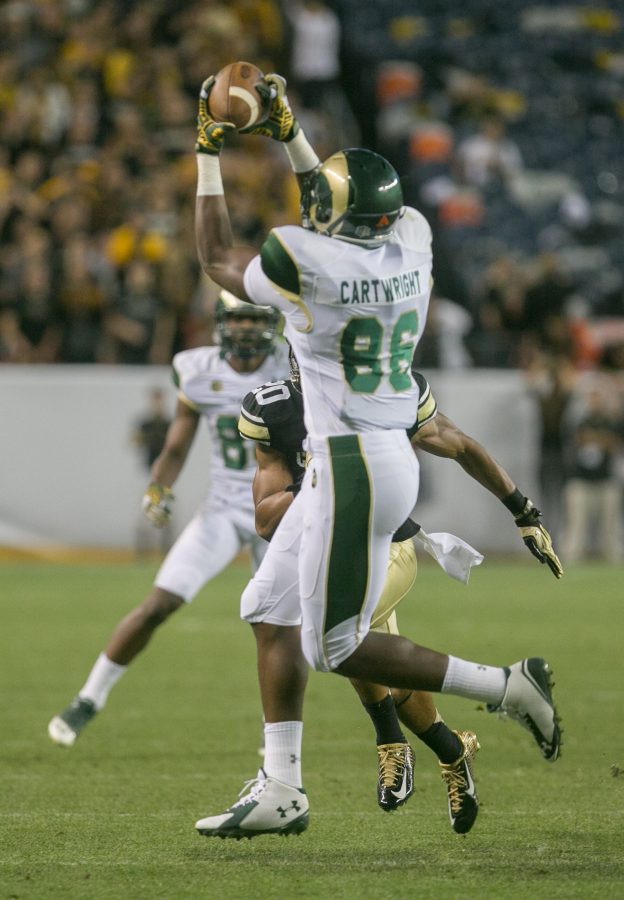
xmin=142 ymin=482 xmax=174 ymax=527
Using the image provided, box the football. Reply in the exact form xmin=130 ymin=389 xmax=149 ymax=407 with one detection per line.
xmin=208 ymin=61 xmax=270 ymax=131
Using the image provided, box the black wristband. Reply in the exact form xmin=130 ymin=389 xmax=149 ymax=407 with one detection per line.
xmin=502 ymin=488 xmax=528 ymax=517
xmin=285 ymin=483 xmax=301 ymax=495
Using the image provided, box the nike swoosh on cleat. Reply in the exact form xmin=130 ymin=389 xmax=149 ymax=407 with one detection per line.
xmin=390 ymin=769 xmax=409 ymax=801
xmin=463 ymin=764 xmax=475 ymax=797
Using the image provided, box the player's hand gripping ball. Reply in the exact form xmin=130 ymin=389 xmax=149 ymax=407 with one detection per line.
xmin=208 ymin=61 xmax=271 ymax=131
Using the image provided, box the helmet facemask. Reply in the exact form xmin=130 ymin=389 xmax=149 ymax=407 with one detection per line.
xmin=216 ymin=291 xmax=279 ymax=359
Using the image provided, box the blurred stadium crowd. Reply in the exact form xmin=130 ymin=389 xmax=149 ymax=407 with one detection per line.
xmin=0 ymin=0 xmax=304 ymax=365
xmin=2 ymin=0 xmax=624 ymax=375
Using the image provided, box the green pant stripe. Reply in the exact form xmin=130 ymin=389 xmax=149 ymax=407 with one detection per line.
xmin=324 ymin=435 xmax=371 ymax=635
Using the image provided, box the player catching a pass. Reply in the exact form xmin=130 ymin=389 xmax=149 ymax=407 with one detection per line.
xmin=191 ymin=68 xmax=563 ymax=834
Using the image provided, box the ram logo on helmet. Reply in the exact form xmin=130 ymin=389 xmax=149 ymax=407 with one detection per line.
xmin=301 ymin=148 xmax=404 ymax=247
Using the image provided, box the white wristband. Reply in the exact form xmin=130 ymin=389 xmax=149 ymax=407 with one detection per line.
xmin=196 ymin=154 xmax=224 ymax=196
xmin=284 ymin=130 xmax=321 ymax=174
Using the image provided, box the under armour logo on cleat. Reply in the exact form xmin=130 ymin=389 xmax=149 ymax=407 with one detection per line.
xmin=276 ymin=801 xmax=301 ymax=818
xmin=290 ymin=754 xmax=300 ymax=764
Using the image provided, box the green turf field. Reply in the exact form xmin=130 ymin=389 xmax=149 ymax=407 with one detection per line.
xmin=1 ymin=559 xmax=623 ymax=899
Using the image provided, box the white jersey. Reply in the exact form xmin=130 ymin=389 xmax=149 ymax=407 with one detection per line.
xmin=243 ymin=207 xmax=432 ymax=438
xmin=172 ymin=343 xmax=289 ymax=507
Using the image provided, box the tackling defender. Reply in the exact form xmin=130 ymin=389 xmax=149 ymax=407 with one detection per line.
xmin=195 ymin=350 xmax=561 ymax=839
xmin=192 ymin=70 xmax=564 ymax=838
xmin=48 ymin=293 xmax=287 ymax=746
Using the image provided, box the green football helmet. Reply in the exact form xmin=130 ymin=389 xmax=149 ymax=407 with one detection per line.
xmin=301 ymin=148 xmax=404 ymax=246
xmin=215 ymin=290 xmax=280 ymax=359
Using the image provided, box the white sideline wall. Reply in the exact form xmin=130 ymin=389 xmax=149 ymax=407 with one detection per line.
xmin=0 ymin=365 xmax=539 ymax=552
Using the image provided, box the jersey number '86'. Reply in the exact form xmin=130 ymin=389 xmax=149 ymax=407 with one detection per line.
xmin=341 ymin=310 xmax=419 ymax=393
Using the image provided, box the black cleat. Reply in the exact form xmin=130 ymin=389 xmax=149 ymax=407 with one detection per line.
xmin=439 ymin=731 xmax=480 ymax=834
xmin=377 ymin=742 xmax=415 ymax=811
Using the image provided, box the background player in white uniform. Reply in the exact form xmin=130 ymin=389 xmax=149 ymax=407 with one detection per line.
xmin=192 ymin=72 xmax=564 ymax=829
xmin=195 ymin=353 xmax=561 ymax=839
xmin=48 ymin=293 xmax=288 ymax=746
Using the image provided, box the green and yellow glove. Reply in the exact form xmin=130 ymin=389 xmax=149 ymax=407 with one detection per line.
xmin=196 ymin=76 xmax=235 ymax=155
xmin=240 ymin=74 xmax=299 ymax=142
xmin=142 ymin=482 xmax=175 ymax=528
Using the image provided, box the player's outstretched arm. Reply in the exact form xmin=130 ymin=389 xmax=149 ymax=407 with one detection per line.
xmin=252 ymin=444 xmax=299 ymax=541
xmin=142 ymin=400 xmax=200 ymax=527
xmin=412 ymin=412 xmax=563 ymax=578
xmin=412 ymin=412 xmax=515 ymax=498
xmin=194 ymin=76 xmax=258 ymax=298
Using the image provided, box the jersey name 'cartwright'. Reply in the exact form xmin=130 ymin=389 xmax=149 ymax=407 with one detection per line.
xmin=339 ymin=268 xmax=424 ymax=305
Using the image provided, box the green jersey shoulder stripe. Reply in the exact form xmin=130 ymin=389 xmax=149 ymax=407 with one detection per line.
xmin=260 ymin=231 xmax=301 ymax=296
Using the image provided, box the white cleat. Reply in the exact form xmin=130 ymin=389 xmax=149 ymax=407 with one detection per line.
xmin=196 ymin=769 xmax=309 ymax=839
xmin=48 ymin=697 xmax=98 ymax=747
xmin=488 ymin=658 xmax=561 ymax=761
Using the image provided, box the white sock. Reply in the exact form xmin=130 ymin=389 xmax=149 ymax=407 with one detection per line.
xmin=79 ymin=653 xmax=127 ymax=711
xmin=263 ymin=721 xmax=303 ymax=788
xmin=441 ymin=655 xmax=507 ymax=704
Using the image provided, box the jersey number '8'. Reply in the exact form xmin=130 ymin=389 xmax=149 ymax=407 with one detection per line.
xmin=341 ymin=310 xmax=419 ymax=393
xmin=216 ymin=415 xmax=248 ymax=470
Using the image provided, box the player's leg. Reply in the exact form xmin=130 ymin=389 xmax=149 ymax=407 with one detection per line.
xmin=48 ymin=506 xmax=242 ymax=747
xmin=335 ymin=632 xmax=561 ymax=762
xmin=364 ymin=538 xmax=479 ymax=831
xmin=243 ymin=501 xmax=308 ymax=787
xmin=390 ymin=686 xmax=480 ymax=834
xmin=196 ymin=500 xmax=309 ymax=839
xmin=351 ymin=537 xmax=478 ymax=827
xmin=195 ymin=622 xmax=310 ymax=841
xmin=103 ymin=586 xmax=184 ymax=665
xmin=297 ymin=432 xmax=416 ymax=673
xmin=350 ymin=674 xmax=414 ymax=812
xmin=301 ymin=433 xmax=561 ymax=763
xmin=349 ymin=539 xmax=417 ymax=812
